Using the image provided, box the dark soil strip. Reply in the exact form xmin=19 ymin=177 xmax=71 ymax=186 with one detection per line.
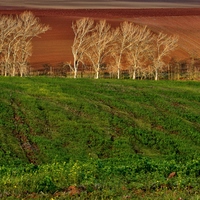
xmin=10 ymin=96 xmax=39 ymax=164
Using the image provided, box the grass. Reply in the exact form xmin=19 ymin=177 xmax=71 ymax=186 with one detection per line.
xmin=0 ymin=77 xmax=200 ymax=199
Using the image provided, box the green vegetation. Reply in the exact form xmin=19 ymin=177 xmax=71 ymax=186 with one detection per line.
xmin=0 ymin=77 xmax=200 ymax=199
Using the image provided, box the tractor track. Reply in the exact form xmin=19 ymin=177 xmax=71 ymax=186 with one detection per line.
xmin=10 ymin=95 xmax=39 ymax=165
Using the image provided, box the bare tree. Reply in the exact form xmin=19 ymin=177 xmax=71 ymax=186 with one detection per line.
xmin=84 ymin=20 xmax=119 ymax=79
xmin=70 ymin=18 xmax=94 ymax=78
xmin=111 ymin=21 xmax=140 ymax=79
xmin=127 ymin=25 xmax=153 ymax=80
xmin=0 ymin=15 xmax=19 ymax=76
xmin=151 ymin=32 xmax=179 ymax=80
xmin=187 ymin=51 xmax=198 ymax=80
xmin=17 ymin=11 xmax=50 ymax=76
xmin=16 ymin=40 xmax=33 ymax=77
xmin=0 ymin=11 xmax=50 ymax=76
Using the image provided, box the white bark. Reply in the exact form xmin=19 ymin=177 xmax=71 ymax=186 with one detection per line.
xmin=152 ymin=32 xmax=179 ymax=80
xmin=112 ymin=21 xmax=139 ymax=79
xmin=71 ymin=18 xmax=94 ymax=78
xmin=127 ymin=25 xmax=153 ymax=80
xmin=0 ymin=11 xmax=50 ymax=76
xmin=84 ymin=20 xmax=119 ymax=79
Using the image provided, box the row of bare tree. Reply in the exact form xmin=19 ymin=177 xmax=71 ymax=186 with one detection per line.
xmin=69 ymin=18 xmax=179 ymax=80
xmin=0 ymin=11 xmax=50 ymax=77
xmin=0 ymin=13 xmax=179 ymax=79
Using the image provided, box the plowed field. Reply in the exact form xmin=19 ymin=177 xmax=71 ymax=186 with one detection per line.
xmin=1 ymin=8 xmax=200 ymax=69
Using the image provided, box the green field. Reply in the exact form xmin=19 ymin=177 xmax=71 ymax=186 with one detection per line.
xmin=0 ymin=77 xmax=200 ymax=199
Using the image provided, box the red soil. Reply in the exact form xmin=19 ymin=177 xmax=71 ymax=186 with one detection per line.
xmin=1 ymin=8 xmax=200 ymax=69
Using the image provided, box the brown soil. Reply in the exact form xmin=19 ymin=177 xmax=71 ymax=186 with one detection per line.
xmin=1 ymin=8 xmax=200 ymax=70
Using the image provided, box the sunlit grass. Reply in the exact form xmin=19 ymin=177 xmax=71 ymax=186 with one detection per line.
xmin=0 ymin=77 xmax=200 ymax=199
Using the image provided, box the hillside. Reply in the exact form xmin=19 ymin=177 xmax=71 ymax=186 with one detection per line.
xmin=0 ymin=77 xmax=200 ymax=199
xmin=31 ymin=8 xmax=200 ymax=67
xmin=1 ymin=8 xmax=200 ymax=70
xmin=133 ymin=15 xmax=200 ymax=59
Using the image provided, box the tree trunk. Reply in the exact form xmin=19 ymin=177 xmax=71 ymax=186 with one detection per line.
xmin=73 ymin=60 xmax=78 ymax=78
xmin=20 ymin=69 xmax=23 ymax=77
xmin=95 ymin=64 xmax=100 ymax=79
xmin=74 ymin=67 xmax=77 ymax=78
xmin=117 ymin=54 xmax=122 ymax=79
xmin=155 ymin=69 xmax=158 ymax=81
xmin=11 ymin=69 xmax=15 ymax=76
xmin=117 ymin=68 xmax=120 ymax=79
xmin=132 ymin=69 xmax=136 ymax=80
xmin=4 ymin=64 xmax=8 ymax=76
xmin=95 ymin=69 xmax=99 ymax=79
